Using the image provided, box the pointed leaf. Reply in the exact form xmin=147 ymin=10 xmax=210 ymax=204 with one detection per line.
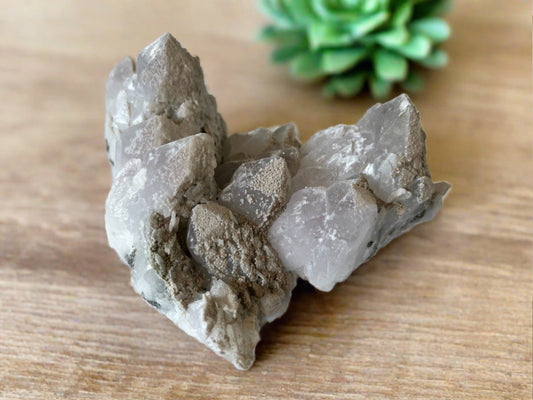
xmin=370 ymin=75 xmax=393 ymax=99
xmin=257 ymin=0 xmax=295 ymax=27
xmin=321 ymin=47 xmax=367 ymax=73
xmin=373 ymin=27 xmax=409 ymax=47
xmin=400 ymin=69 xmax=424 ymax=92
xmin=325 ymin=72 xmax=367 ymax=98
xmin=419 ymin=49 xmax=448 ymax=68
xmin=392 ymin=33 xmax=432 ymax=60
xmin=348 ymin=11 xmax=390 ymax=38
xmin=413 ymin=0 xmax=453 ymax=18
xmin=374 ymin=49 xmax=408 ymax=82
xmin=311 ymin=0 xmax=364 ymax=22
xmin=258 ymin=26 xmax=307 ymax=45
xmin=289 ymin=51 xmax=325 ymax=80
xmin=308 ymin=23 xmax=355 ymax=48
xmin=271 ymin=44 xmax=307 ymax=63
xmin=361 ymin=0 xmax=383 ymax=14
xmin=391 ymin=0 xmax=413 ymax=27
xmin=410 ymin=18 xmax=451 ymax=43
xmin=284 ymin=0 xmax=318 ymax=25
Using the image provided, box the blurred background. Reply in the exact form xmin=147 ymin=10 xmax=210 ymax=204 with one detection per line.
xmin=0 ymin=1 xmax=531 ymax=399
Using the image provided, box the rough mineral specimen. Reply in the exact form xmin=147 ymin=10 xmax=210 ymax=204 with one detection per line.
xmin=104 ymin=33 xmax=449 ymax=370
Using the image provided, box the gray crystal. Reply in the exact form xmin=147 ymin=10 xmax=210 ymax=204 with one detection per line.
xmin=105 ymin=33 xmax=449 ymax=370
xmin=218 ymin=156 xmax=291 ymax=228
xmin=269 ymin=94 xmax=450 ymax=291
xmin=268 ymin=181 xmax=378 ymax=291
xmin=215 ymin=123 xmax=301 ymax=188
xmin=105 ymin=33 xmax=226 ymax=175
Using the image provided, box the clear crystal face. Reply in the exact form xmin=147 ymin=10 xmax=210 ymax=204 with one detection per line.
xmin=104 ymin=33 xmax=449 ymax=370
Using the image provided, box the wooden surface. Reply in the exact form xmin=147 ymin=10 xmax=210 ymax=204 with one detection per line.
xmin=0 ymin=1 xmax=531 ymax=399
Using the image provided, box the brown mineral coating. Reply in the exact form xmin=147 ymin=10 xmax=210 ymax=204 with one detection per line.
xmin=187 ymin=202 xmax=292 ymax=311
xmin=148 ymin=213 xmax=210 ymax=306
xmin=144 ymin=134 xmax=218 ymax=306
xmin=218 ymin=156 xmax=292 ymax=229
xmin=214 ymin=124 xmax=302 ymax=188
xmin=249 ymin=157 xmax=289 ymax=197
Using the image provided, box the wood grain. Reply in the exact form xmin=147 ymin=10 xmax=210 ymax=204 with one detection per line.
xmin=0 ymin=1 xmax=531 ymax=399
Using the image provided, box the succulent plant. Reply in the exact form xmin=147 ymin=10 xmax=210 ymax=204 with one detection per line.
xmin=258 ymin=0 xmax=452 ymax=99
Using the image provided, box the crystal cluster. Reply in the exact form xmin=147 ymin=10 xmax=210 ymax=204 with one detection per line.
xmin=104 ymin=33 xmax=449 ymax=370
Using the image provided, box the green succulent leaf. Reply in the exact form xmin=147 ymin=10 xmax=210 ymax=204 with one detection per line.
xmin=271 ymin=44 xmax=307 ymax=63
xmin=369 ymin=74 xmax=393 ymax=99
xmin=400 ymin=68 xmax=424 ymax=92
xmin=323 ymin=72 xmax=367 ymax=98
xmin=391 ymin=33 xmax=432 ymax=60
xmin=347 ymin=11 xmax=390 ymax=38
xmin=419 ymin=48 xmax=448 ymax=68
xmin=413 ymin=0 xmax=453 ymax=18
xmin=410 ymin=17 xmax=451 ymax=43
xmin=374 ymin=49 xmax=408 ymax=82
xmin=308 ymin=23 xmax=355 ymax=48
xmin=311 ymin=0 xmax=362 ymax=22
xmin=321 ymin=47 xmax=367 ymax=73
xmin=284 ymin=0 xmax=318 ymax=25
xmin=258 ymin=0 xmax=295 ymax=27
xmin=258 ymin=26 xmax=307 ymax=45
xmin=372 ymin=27 xmax=410 ymax=47
xmin=289 ymin=51 xmax=325 ymax=80
xmin=391 ymin=0 xmax=413 ymax=27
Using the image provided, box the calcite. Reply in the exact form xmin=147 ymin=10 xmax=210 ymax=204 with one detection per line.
xmin=104 ymin=33 xmax=449 ymax=370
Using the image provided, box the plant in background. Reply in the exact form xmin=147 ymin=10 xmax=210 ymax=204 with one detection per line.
xmin=258 ymin=0 xmax=452 ymax=99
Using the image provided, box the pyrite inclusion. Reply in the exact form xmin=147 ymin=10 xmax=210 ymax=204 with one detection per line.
xmin=104 ymin=33 xmax=449 ymax=370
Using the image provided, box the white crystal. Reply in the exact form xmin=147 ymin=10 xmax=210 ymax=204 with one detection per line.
xmin=269 ymin=94 xmax=450 ymax=291
xmin=268 ymin=181 xmax=378 ymax=291
xmin=105 ymin=33 xmax=226 ymax=175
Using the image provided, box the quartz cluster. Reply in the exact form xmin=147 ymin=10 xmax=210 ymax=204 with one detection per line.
xmin=104 ymin=33 xmax=450 ymax=370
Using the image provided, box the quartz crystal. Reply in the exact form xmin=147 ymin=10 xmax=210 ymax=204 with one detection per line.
xmin=268 ymin=95 xmax=450 ymax=291
xmin=104 ymin=33 xmax=449 ymax=370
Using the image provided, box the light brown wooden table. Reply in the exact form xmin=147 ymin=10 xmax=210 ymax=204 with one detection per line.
xmin=0 ymin=1 xmax=531 ymax=399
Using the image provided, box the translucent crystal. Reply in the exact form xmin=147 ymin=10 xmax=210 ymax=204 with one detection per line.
xmin=268 ymin=181 xmax=378 ymax=291
xmin=269 ymin=95 xmax=450 ymax=291
xmin=105 ymin=33 xmax=226 ymax=175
